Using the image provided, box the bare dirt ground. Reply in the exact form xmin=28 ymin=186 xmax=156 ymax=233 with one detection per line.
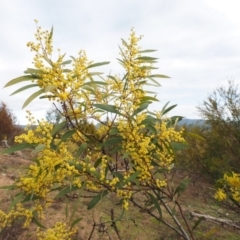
xmin=0 ymin=146 xmax=240 ymax=240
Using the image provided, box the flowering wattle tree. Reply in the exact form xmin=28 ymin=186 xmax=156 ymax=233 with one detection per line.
xmin=1 ymin=21 xmax=194 ymax=240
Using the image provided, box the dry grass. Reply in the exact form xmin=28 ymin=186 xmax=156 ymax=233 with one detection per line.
xmin=0 ymin=147 xmax=240 ymax=240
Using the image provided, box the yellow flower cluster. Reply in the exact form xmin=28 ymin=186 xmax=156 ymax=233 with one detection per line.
xmin=0 ymin=203 xmax=33 ymax=230
xmin=37 ymin=221 xmax=77 ymax=240
xmin=15 ymin=119 xmax=79 ymax=198
xmin=117 ymin=189 xmax=132 ymax=210
xmin=215 ymin=172 xmax=240 ymax=202
xmin=117 ymin=115 xmax=185 ymax=187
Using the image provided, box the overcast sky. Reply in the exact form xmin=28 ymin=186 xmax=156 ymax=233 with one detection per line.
xmin=1 ymin=0 xmax=240 ymax=124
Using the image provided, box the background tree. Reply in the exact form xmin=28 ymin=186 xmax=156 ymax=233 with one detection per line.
xmin=197 ymin=80 xmax=240 ymax=178
xmin=0 ymin=101 xmax=22 ymax=144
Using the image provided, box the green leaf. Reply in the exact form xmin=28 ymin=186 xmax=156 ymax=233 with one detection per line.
xmin=71 ymin=217 xmax=82 ymax=229
xmin=85 ymin=62 xmax=110 ymax=69
xmin=171 ymin=142 xmax=188 ymax=150
xmin=82 ymin=81 xmax=107 ymax=87
xmin=136 ymin=56 xmax=158 ymax=61
xmin=0 ymin=185 xmax=16 ymax=190
xmin=10 ymin=84 xmax=39 ymax=96
xmin=2 ymin=143 xmax=32 ymax=154
xmin=8 ymin=192 xmax=25 ymax=211
xmin=139 ymin=49 xmax=157 ymax=53
xmin=145 ymin=125 xmax=157 ymax=134
xmin=146 ymin=77 xmax=161 ymax=86
xmin=174 ymin=177 xmax=191 ymax=198
xmin=192 ymin=217 xmax=205 ymax=231
xmin=148 ymin=74 xmax=170 ymax=78
xmin=22 ymin=89 xmax=45 ymax=108
xmin=123 ymin=171 xmax=140 ymax=186
xmin=61 ymin=60 xmax=72 ymax=65
xmin=32 ymin=144 xmax=46 ymax=153
xmin=33 ymin=215 xmax=47 ymax=229
xmin=60 ymin=129 xmax=76 ymax=142
xmin=94 ymin=157 xmax=102 ymax=168
xmin=22 ymin=193 xmax=41 ymax=202
xmin=187 ymin=132 xmax=206 ymax=141
xmin=140 ymin=96 xmax=159 ymax=102
xmin=121 ymin=38 xmax=128 ymax=47
xmin=112 ymin=171 xmax=124 ymax=181
xmin=4 ymin=75 xmax=40 ymax=88
xmin=24 ymin=68 xmax=44 ymax=74
xmin=132 ymin=102 xmax=150 ymax=116
xmin=75 ymin=143 xmax=88 ymax=158
xmin=147 ymin=193 xmax=162 ymax=218
xmin=48 ymin=26 xmax=53 ymax=43
xmin=55 ymin=186 xmax=79 ymax=199
xmin=51 ymin=121 xmax=66 ymax=136
xmin=93 ymin=104 xmax=120 ymax=115
xmin=45 ymin=85 xmax=57 ymax=92
xmin=87 ymin=190 xmax=108 ymax=210
xmin=163 ymin=104 xmax=177 ymax=115
xmin=101 ymin=137 xmax=122 ymax=147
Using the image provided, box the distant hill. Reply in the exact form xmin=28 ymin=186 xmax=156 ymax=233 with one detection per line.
xmin=178 ymin=118 xmax=205 ymax=126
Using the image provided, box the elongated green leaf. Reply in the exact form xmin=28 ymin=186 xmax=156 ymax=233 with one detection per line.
xmin=162 ymin=104 xmax=177 ymax=115
xmin=55 ymin=186 xmax=79 ymax=199
xmin=174 ymin=177 xmax=190 ymax=197
xmin=93 ymin=104 xmax=120 ymax=115
xmin=121 ymin=38 xmax=128 ymax=47
xmin=146 ymin=76 xmax=161 ymax=86
xmin=147 ymin=193 xmax=162 ymax=218
xmin=48 ymin=26 xmax=53 ymax=43
xmin=148 ymin=74 xmax=170 ymax=78
xmin=136 ymin=56 xmax=158 ymax=61
xmin=140 ymin=96 xmax=159 ymax=102
xmin=62 ymin=69 xmax=71 ymax=73
xmin=107 ymin=75 xmax=117 ymax=82
xmin=140 ymin=66 xmax=158 ymax=70
xmin=187 ymin=132 xmax=206 ymax=141
xmin=85 ymin=62 xmax=110 ymax=69
xmin=101 ymin=138 xmax=122 ymax=147
xmin=8 ymin=192 xmax=25 ymax=211
xmin=82 ymin=86 xmax=95 ymax=94
xmin=94 ymin=157 xmax=102 ymax=168
xmin=61 ymin=60 xmax=72 ymax=65
xmin=192 ymin=217 xmax=205 ymax=231
xmin=2 ymin=143 xmax=32 ymax=154
xmin=61 ymin=129 xmax=76 ymax=142
xmin=87 ymin=190 xmax=108 ymax=210
xmin=4 ymin=75 xmax=40 ymax=88
xmin=22 ymin=89 xmax=45 ymax=108
xmin=10 ymin=84 xmax=39 ymax=96
xmin=0 ymin=185 xmax=16 ymax=190
xmin=24 ymin=68 xmax=44 ymax=74
xmin=33 ymin=144 xmax=46 ymax=153
xmin=82 ymin=81 xmax=107 ymax=87
xmin=88 ymin=72 xmax=103 ymax=76
xmin=112 ymin=171 xmax=124 ymax=181
xmin=33 ymin=215 xmax=47 ymax=229
xmin=123 ymin=171 xmax=140 ymax=185
xmin=71 ymin=217 xmax=82 ymax=229
xmin=22 ymin=193 xmax=41 ymax=202
xmin=75 ymin=143 xmax=88 ymax=158
xmin=139 ymin=49 xmax=157 ymax=53
xmin=132 ymin=102 xmax=150 ymax=116
xmin=45 ymin=85 xmax=57 ymax=92
xmin=145 ymin=125 xmax=157 ymax=134
xmin=171 ymin=142 xmax=188 ymax=150
xmin=51 ymin=121 xmax=66 ymax=136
